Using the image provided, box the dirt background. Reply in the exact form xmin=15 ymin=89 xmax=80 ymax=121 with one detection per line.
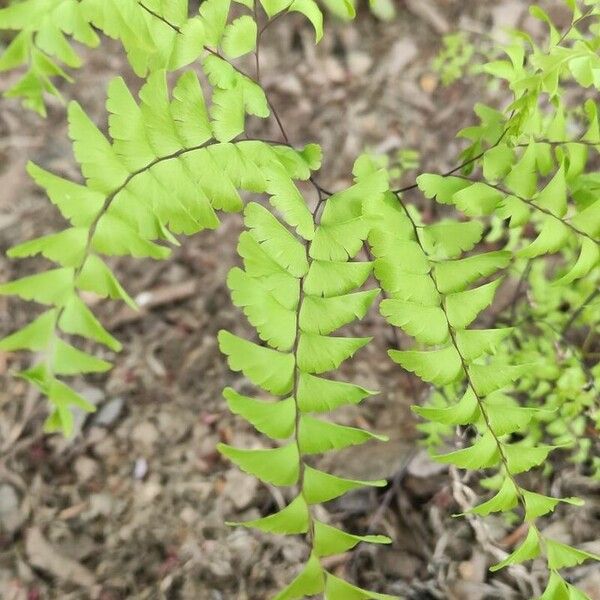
xmin=1 ymin=1 xmax=599 ymax=599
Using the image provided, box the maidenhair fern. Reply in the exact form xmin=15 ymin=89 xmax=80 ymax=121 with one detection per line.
xmin=0 ymin=63 xmax=320 ymax=433
xmin=0 ymin=0 xmax=323 ymax=114
xmin=217 ymin=166 xmax=396 ymax=599
xmin=367 ymin=174 xmax=599 ymax=596
xmin=1 ymin=0 xmax=599 ymax=598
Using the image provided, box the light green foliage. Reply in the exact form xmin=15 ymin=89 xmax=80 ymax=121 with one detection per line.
xmin=1 ymin=1 xmax=600 ymax=598
xmin=369 ymin=179 xmax=597 ymax=592
xmin=432 ymin=32 xmax=475 ymax=85
xmin=0 ymin=0 xmax=206 ymax=114
xmin=0 ymin=0 xmax=334 ymax=113
xmin=0 ymin=38 xmax=318 ymax=435
xmin=219 ymin=164 xmax=394 ymax=599
xmin=490 ymin=260 xmax=600 ymax=480
xmin=222 ymin=15 xmax=257 ymax=58
xmin=408 ymin=4 xmax=600 ymax=596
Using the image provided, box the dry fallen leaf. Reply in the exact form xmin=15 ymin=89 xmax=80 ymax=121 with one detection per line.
xmin=25 ymin=527 xmax=96 ymax=588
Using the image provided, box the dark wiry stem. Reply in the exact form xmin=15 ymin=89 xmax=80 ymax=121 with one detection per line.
xmin=454 ymin=175 xmax=600 ymax=246
xmin=138 ymin=1 xmax=181 ymax=32
xmin=394 ymin=118 xmax=513 ymax=195
xmin=562 ymin=287 xmax=600 ymax=336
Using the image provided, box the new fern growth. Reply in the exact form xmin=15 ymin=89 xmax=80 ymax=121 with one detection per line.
xmin=1 ymin=0 xmax=599 ymax=598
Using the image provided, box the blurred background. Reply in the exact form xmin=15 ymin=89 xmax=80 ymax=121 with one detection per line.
xmin=1 ymin=1 xmax=599 ymax=598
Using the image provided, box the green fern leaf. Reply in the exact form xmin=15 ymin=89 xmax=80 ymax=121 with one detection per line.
xmin=380 ymin=300 xmax=448 ymax=344
xmin=369 ymin=237 xmax=430 ymax=275
xmin=523 ymin=491 xmax=583 ymax=521
xmin=483 ymin=144 xmax=514 ymax=181
xmin=389 ymin=346 xmax=463 ymax=386
xmin=237 ymin=232 xmax=300 ymax=308
xmin=289 ymin=0 xmax=323 ymax=42
xmin=52 ymin=340 xmax=112 ymax=375
xmin=68 ymin=101 xmax=129 ymax=193
xmin=377 ymin=271 xmax=439 ymax=306
xmin=299 ymin=290 xmax=378 ymax=335
xmin=7 ymin=228 xmax=87 ymax=267
xmin=519 ymin=218 xmax=571 ymax=258
xmin=434 ymin=431 xmax=501 ymax=469
xmin=171 ymin=71 xmax=213 ymax=146
xmin=504 ymin=443 xmax=553 ymax=474
xmin=266 ymin=165 xmax=315 ymax=240
xmin=485 ymin=400 xmax=536 ymax=435
xmin=272 ymin=554 xmax=325 ymax=600
xmin=545 ymin=539 xmax=600 ymax=570
xmin=365 ymin=192 xmax=414 ymax=240
xmin=413 ymin=388 xmax=479 ymax=425
xmin=76 ymin=256 xmax=136 ymax=309
xmin=539 ymin=572 xmax=581 ymax=600
xmin=452 ymin=182 xmax=503 ymax=216
xmin=137 ymin=71 xmax=189 ymax=157
xmin=245 ymin=202 xmax=309 ymax=277
xmin=204 ymin=54 xmax=269 ymax=141
xmin=534 ymin=163 xmax=567 ymax=217
xmin=229 ymin=495 xmax=309 ymax=534
xmin=59 ymin=295 xmax=122 ymax=351
xmin=304 ymin=260 xmax=373 ymax=297
xmin=260 ymin=0 xmax=294 ymax=18
xmin=555 ymin=238 xmax=599 ymax=284
xmin=168 ymin=17 xmax=206 ymax=71
xmin=505 ymin=143 xmax=538 ymax=199
xmin=421 ymin=220 xmax=484 ymax=259
xmin=218 ymin=331 xmax=295 ymax=395
xmin=310 ymin=171 xmax=387 ymax=261
xmin=44 ymin=379 xmax=97 ymax=435
xmin=223 ymin=388 xmax=296 ymax=439
xmin=217 ymin=443 xmax=299 ymax=486
xmin=303 ymin=467 xmax=386 ymax=504
xmin=313 ymin=521 xmax=390 ymax=557
xmin=470 ymin=477 xmax=519 ymax=516
xmin=222 ymin=15 xmax=257 ymax=58
xmin=416 ymin=174 xmax=469 ymax=204
xmin=92 ymin=214 xmax=171 ymax=260
xmin=445 ymin=278 xmax=503 ymax=329
xmin=0 ymin=268 xmax=74 ymax=306
xmin=455 ymin=328 xmax=513 ymax=361
xmin=299 ymin=416 xmax=387 ymax=454
xmin=297 ymin=373 xmax=376 ymax=412
xmin=435 ymin=251 xmax=511 ymax=294
xmin=498 ymin=195 xmax=531 ymax=228
xmin=570 ymin=199 xmax=600 ymax=238
xmin=228 ymin=267 xmax=297 ymax=351
xmin=0 ymin=310 xmax=57 ymax=352
xmin=0 ymin=0 xmax=99 ymax=113
xmin=26 ymin=163 xmax=104 ymax=227
xmin=469 ymin=363 xmax=529 ymax=395
xmin=324 ymin=573 xmax=397 ymax=600
xmin=297 ymin=333 xmax=371 ymax=374
xmin=198 ymin=0 xmax=231 ymax=46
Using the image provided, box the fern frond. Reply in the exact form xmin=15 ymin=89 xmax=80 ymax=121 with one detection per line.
xmin=0 ymin=70 xmax=319 ymax=434
xmin=0 ymin=0 xmax=207 ymax=113
xmin=367 ymin=178 xmax=598 ymax=585
xmin=218 ymin=164 xmax=395 ymax=598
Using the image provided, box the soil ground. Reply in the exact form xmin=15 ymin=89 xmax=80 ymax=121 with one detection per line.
xmin=1 ymin=1 xmax=599 ymax=599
